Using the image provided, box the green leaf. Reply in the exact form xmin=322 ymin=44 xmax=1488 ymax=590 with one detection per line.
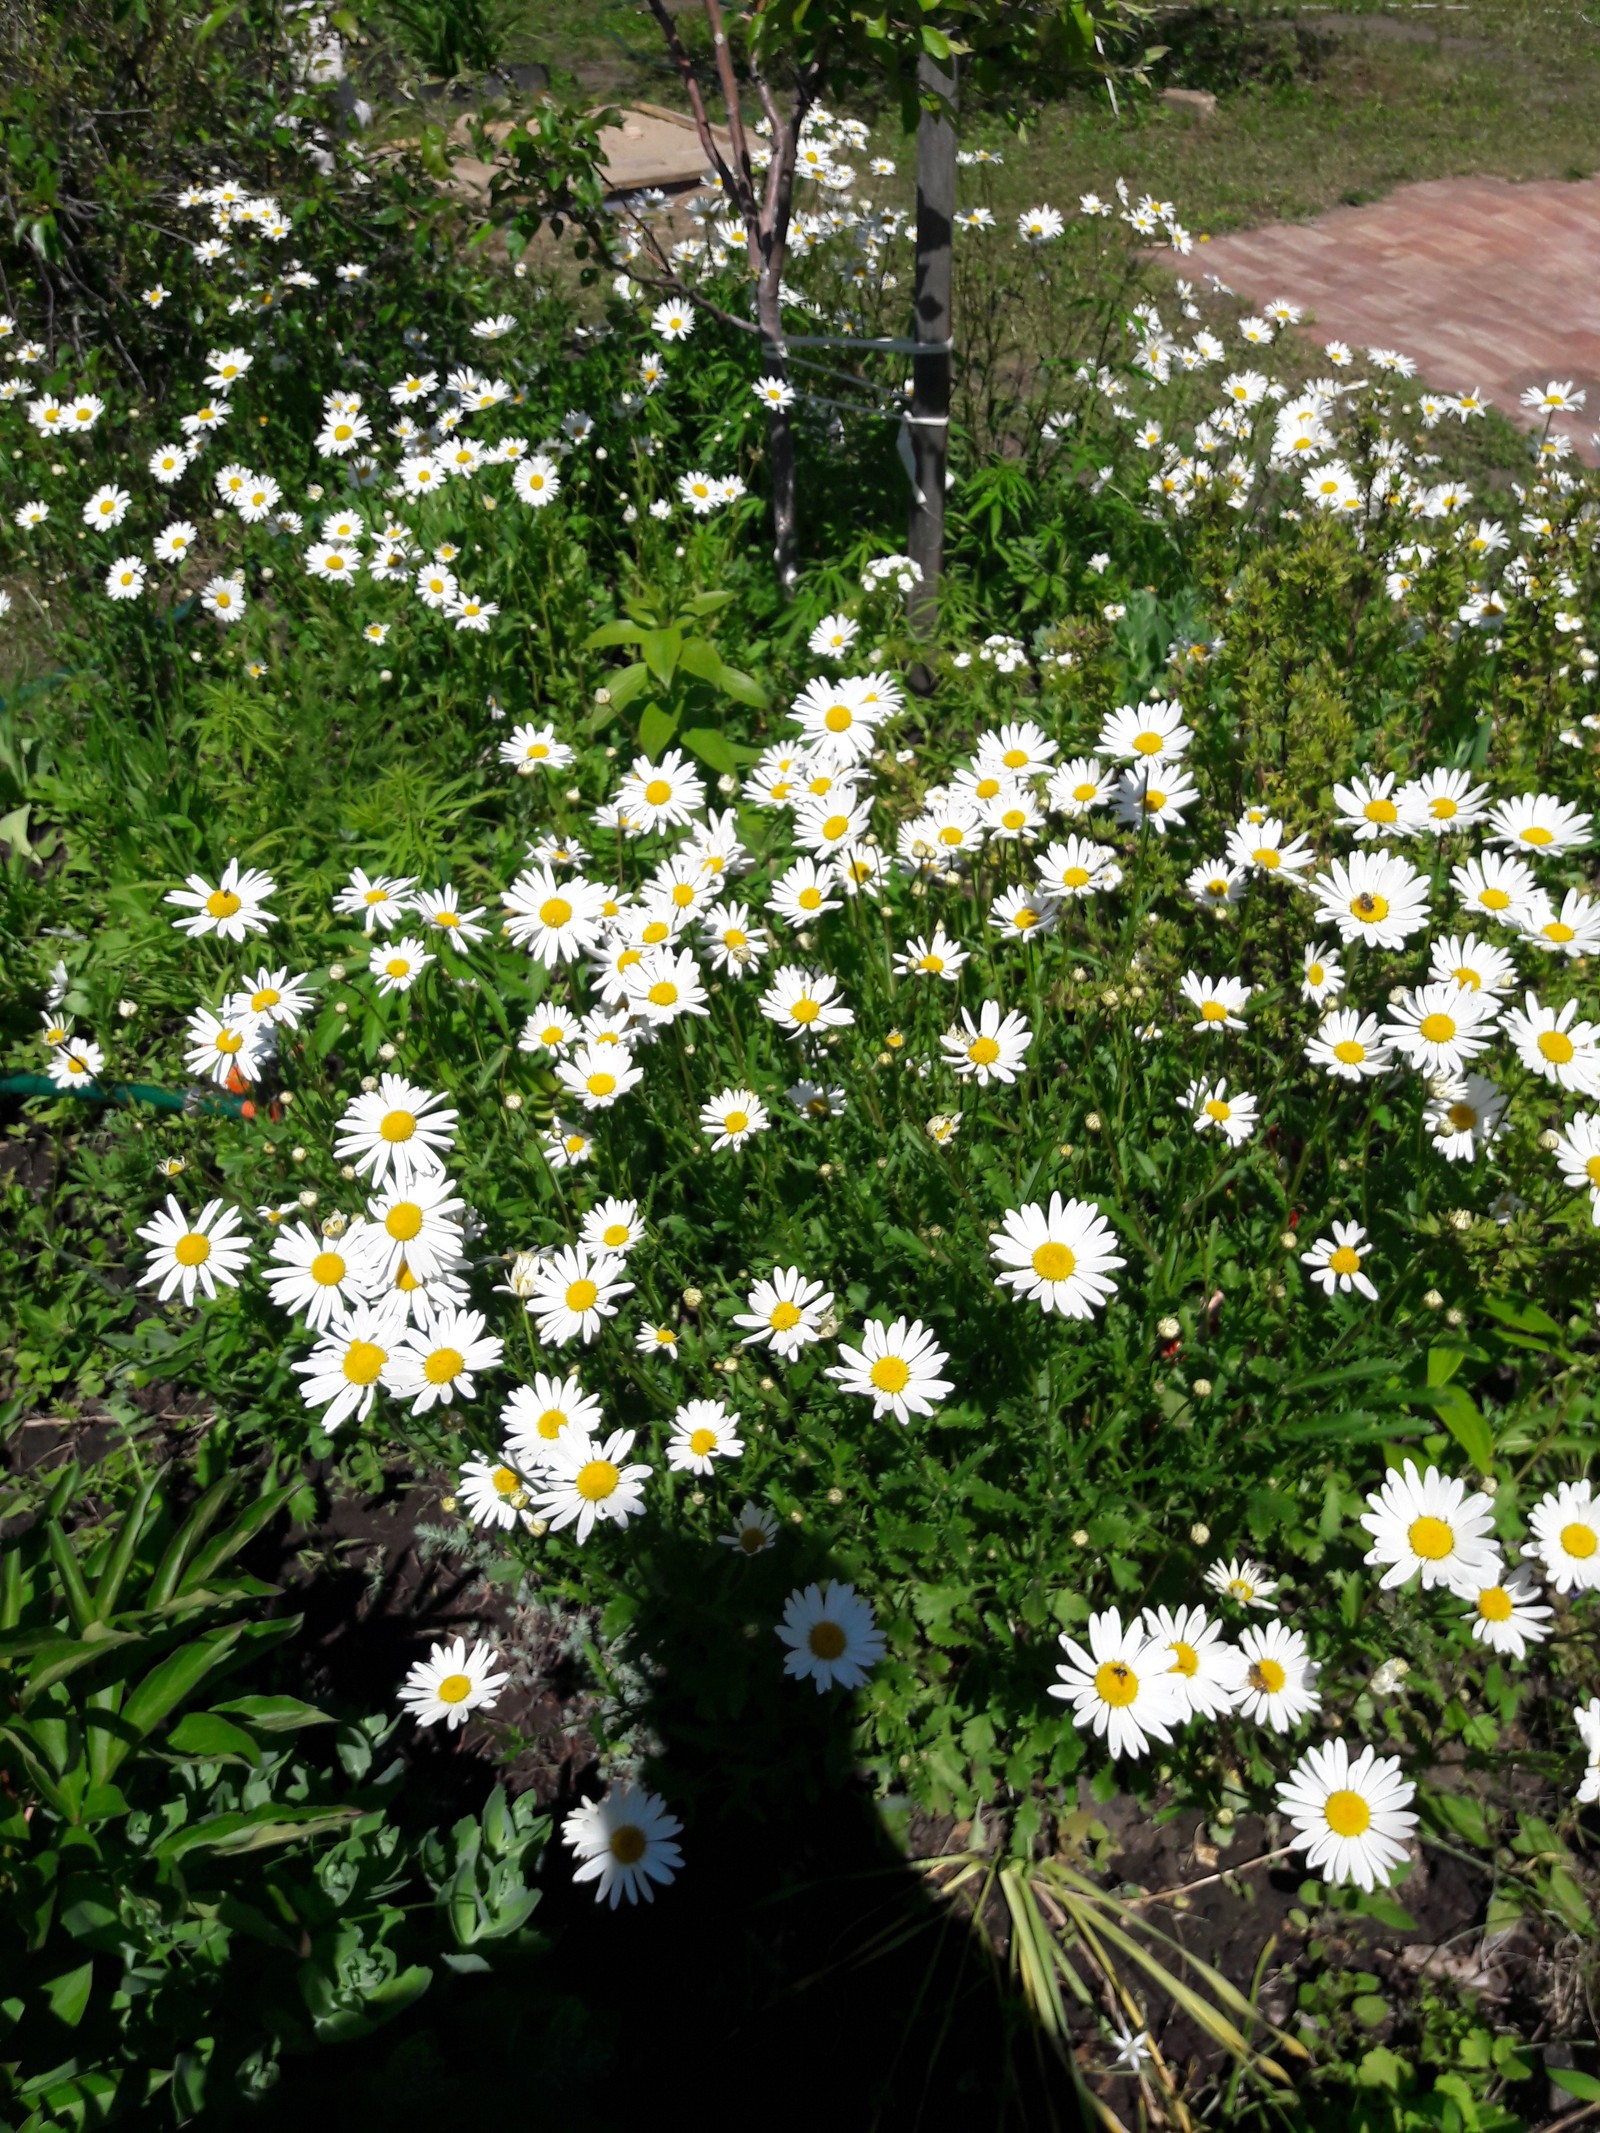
xmin=45 ymin=1522 xmax=95 ymax=1635
xmin=211 ymin=1694 xmax=334 ymax=1733
xmin=1419 ymin=1382 xmax=1493 ymax=1474
xmin=91 ymin=1474 xmax=159 ymax=1622
xmin=1551 ymin=2069 xmax=1600 ymax=2103
xmin=44 ymin=1962 xmax=93 ymax=2028
xmin=154 ymin=1802 xmax=363 ymax=1861
xmin=584 ymin=619 xmax=645 ymax=649
xmin=167 ymin=1711 xmax=262 ymax=1764
xmin=601 ymin=662 xmax=651 ymax=716
xmin=680 ymin=726 xmax=740 ymax=776
xmin=638 ymin=627 xmax=682 ymax=689
xmin=715 ymin=662 xmax=769 ymax=709
xmin=637 ymin=701 xmax=679 ymax=758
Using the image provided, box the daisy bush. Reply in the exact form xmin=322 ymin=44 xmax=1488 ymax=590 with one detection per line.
xmin=4 ymin=36 xmax=1600 ymax=2120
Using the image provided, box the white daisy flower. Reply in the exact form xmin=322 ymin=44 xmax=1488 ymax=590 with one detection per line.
xmin=827 ymin=1316 xmax=952 ymax=1425
xmin=941 ymin=1000 xmax=1032 ymax=1086
xmin=988 ymin=1194 xmax=1125 ymax=1318
xmin=667 ymin=1398 xmax=744 ymax=1474
xmin=1235 ymin=1621 xmax=1320 ymax=1731
xmin=734 ymin=1267 xmax=834 ymax=1360
xmin=1275 ymin=1737 xmax=1417 ymax=1891
xmin=136 ymin=1194 xmax=250 ymax=1307
xmin=1179 ymin=1077 xmax=1258 ymax=1145
xmin=1048 ymin=1607 xmax=1185 ymax=1759
xmin=525 ymin=1244 xmax=633 ymax=1346
xmin=399 ymin=1635 xmax=506 ymax=1730
xmin=531 ymin=1427 xmax=652 ymax=1542
xmin=1360 ymin=1458 xmax=1498 ymax=1590
xmin=501 ymin=1371 xmax=605 ymax=1465
xmin=1301 ymin=1220 xmax=1379 ymax=1299
xmin=1449 ymin=1559 xmax=1553 ymax=1658
xmin=699 ymin=1086 xmax=770 ymax=1149
xmin=719 ymin=1501 xmax=779 ymax=1554
xmin=777 ymin=1580 xmax=886 ymax=1692
xmin=165 ymin=858 xmax=277 ymax=941
xmin=563 ymin=1783 xmax=683 ymax=1906
xmin=293 ymin=1298 xmax=409 ymax=1431
xmin=1205 ymin=1556 xmax=1278 ymax=1609
xmin=1140 ymin=1602 xmax=1242 ymax=1720
xmin=390 ymin=1307 xmax=503 ymax=1412
xmin=265 ymin=1219 xmax=382 ymax=1330
xmin=333 ymin=1073 xmax=458 ymax=1187
xmin=1522 ymin=1477 xmax=1600 ymax=1594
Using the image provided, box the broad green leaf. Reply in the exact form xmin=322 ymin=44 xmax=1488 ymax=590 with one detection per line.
xmin=1419 ymin=1382 xmax=1493 ymax=1474
xmin=154 ymin=1801 xmax=363 ymax=1861
xmin=1551 ymin=2069 xmax=1600 ymax=2102
xmin=637 ymin=701 xmax=679 ymax=758
xmin=638 ymin=627 xmax=682 ymax=689
xmin=212 ymin=1693 xmax=334 ymax=1732
xmin=680 ymin=726 xmax=740 ymax=776
xmin=583 ymin=619 xmax=645 ymax=649
xmin=167 ymin=1711 xmax=262 ymax=1764
xmin=601 ymin=661 xmax=651 ymax=716
xmin=44 ymin=1962 xmax=93 ymax=2028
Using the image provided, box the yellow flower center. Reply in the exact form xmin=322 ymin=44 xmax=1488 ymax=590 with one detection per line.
xmin=539 ymin=897 xmax=572 ymax=929
xmin=1479 ymin=887 xmax=1510 ymax=911
xmin=1520 ymin=825 xmax=1553 ymax=846
xmin=1204 ymin=1098 xmax=1231 ymax=1122
xmin=870 ymin=1355 xmax=910 ymax=1395
xmin=722 ymin=1109 xmax=749 ymax=1135
xmin=1477 ymin=1586 xmax=1514 ymax=1621
xmin=808 ymin=1621 xmax=848 ymax=1659
xmin=821 ymin=813 xmax=850 ymax=842
xmin=491 ymin=1466 xmax=520 ymax=1497
xmin=648 ymin=980 xmax=678 ymax=1008
xmin=587 ymin=1072 xmax=617 ymax=1098
xmin=538 ymin=1408 xmax=567 ymax=1439
xmin=174 ymin=1232 xmax=211 ymax=1267
xmin=689 ymin=1427 xmax=718 ymax=1457
xmin=609 ymin=1824 xmax=647 ymax=1863
xmin=1448 ymin=1103 xmax=1478 ymax=1132
xmin=1032 ymin=1242 xmax=1076 ymax=1282
xmin=383 ymin=1201 xmax=424 ymax=1244
xmin=1199 ymin=1001 xmax=1228 ymax=1022
xmin=1062 ymin=866 xmax=1091 ymax=889
xmin=917 ymin=954 xmax=945 ymax=973
xmin=1545 ymin=922 xmax=1576 ymax=943
xmin=396 ymin=1263 xmax=421 ymax=1291
xmin=342 ymin=1339 xmax=385 ymax=1385
xmin=1169 ymin=1641 xmax=1199 ymax=1677
xmin=823 ymin=705 xmax=853 ymax=733
xmin=967 ymin=1035 xmax=1000 ymax=1065
xmin=566 ymin=1279 xmax=599 ymax=1314
xmin=798 ymin=887 xmax=823 ymax=911
xmin=1561 ymin=1521 xmax=1598 ymax=1559
xmin=206 ymin=889 xmax=242 ymax=919
xmin=1249 ymin=1657 xmax=1287 ymax=1695
xmin=1429 ymin=795 xmax=1457 ymax=820
xmin=739 ymin=1525 xmax=766 ymax=1553
xmin=424 ymin=1347 xmax=463 ymax=1385
xmin=1094 ymin=1660 xmax=1139 ymax=1707
xmin=1418 ymin=1012 xmax=1456 ymax=1044
xmin=1329 ymin=1245 xmax=1362 ymax=1275
xmin=250 ymin=987 xmax=280 ymax=1012
xmin=790 ymin=997 xmax=820 ymax=1025
xmin=1332 ymin=1039 xmax=1366 ymax=1065
xmin=577 ymin=1458 xmax=620 ymax=1502
xmin=215 ymin=1030 xmax=243 ymax=1054
xmin=644 ymin=778 xmax=672 ymax=806
xmin=1324 ymin=1789 xmax=1371 ymax=1838
xmin=385 ymin=957 xmax=411 ymax=979
xmin=436 ymin=1673 xmax=473 ymax=1704
xmin=602 ymin=1222 xmax=631 ymax=1249
xmin=1408 ymin=1514 xmax=1454 ymax=1560
xmin=1132 ymin=731 xmax=1163 ymax=757
xmin=1540 ymin=1031 xmax=1576 ymax=1064
xmin=1142 ymin=788 xmax=1168 ymax=813
xmin=310 ymin=1251 xmax=346 ymax=1286
xmin=1073 ymin=782 xmax=1097 ymax=803
xmin=380 ymin=1109 xmax=416 ymax=1143
xmin=1351 ymin=891 xmax=1389 ymax=924
xmin=1255 ymin=848 xmax=1280 ymax=869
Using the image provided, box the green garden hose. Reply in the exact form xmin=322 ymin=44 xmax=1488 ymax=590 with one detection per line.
xmin=0 ymin=1073 xmax=248 ymax=1118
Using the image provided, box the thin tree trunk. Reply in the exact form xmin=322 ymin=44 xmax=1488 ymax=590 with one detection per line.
xmin=757 ymin=270 xmax=799 ymax=590
xmin=907 ymin=51 xmax=956 ymax=638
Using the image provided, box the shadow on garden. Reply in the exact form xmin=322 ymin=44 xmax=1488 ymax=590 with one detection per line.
xmin=268 ymin=1510 xmax=1074 ymax=2130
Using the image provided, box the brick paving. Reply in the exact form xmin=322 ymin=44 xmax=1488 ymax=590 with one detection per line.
xmin=1186 ymin=175 xmax=1600 ymax=461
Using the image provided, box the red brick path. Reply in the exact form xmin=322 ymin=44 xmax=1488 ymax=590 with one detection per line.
xmin=1186 ymin=175 xmax=1600 ymax=462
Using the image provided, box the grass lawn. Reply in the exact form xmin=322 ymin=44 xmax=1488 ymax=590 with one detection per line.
xmin=494 ymin=0 xmax=1600 ymax=235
